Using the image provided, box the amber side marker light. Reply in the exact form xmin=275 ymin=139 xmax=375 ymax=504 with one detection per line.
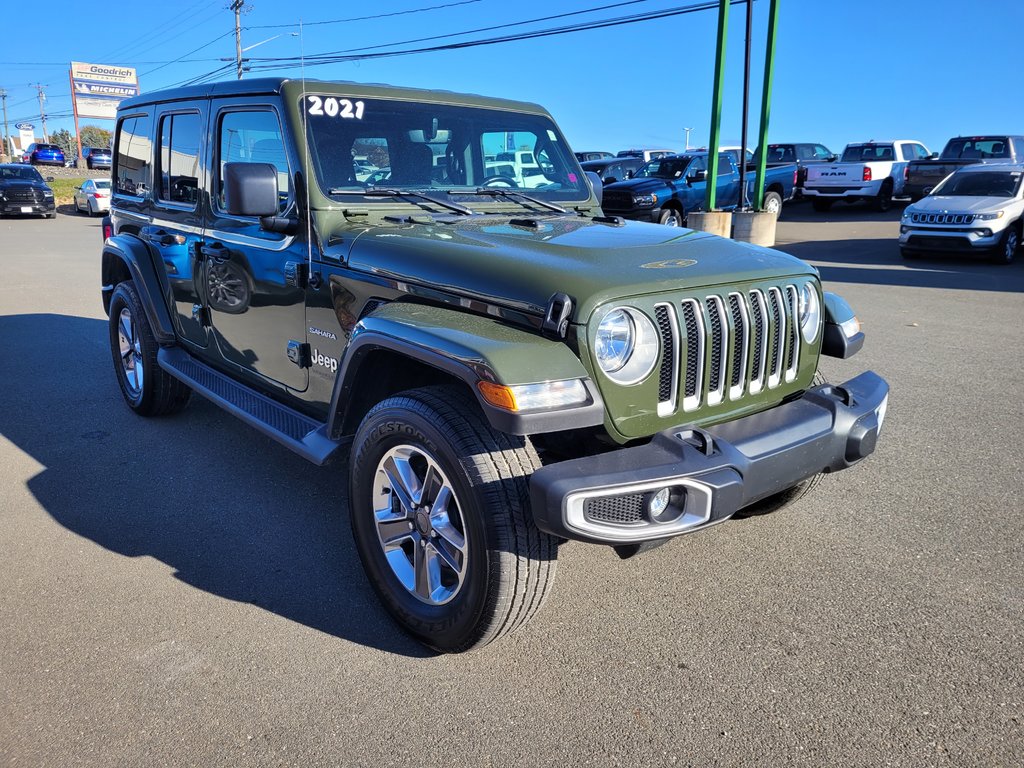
xmin=477 ymin=380 xmax=590 ymax=412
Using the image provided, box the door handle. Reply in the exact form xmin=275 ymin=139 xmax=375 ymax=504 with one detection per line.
xmin=199 ymin=242 xmax=230 ymax=263
xmin=141 ymin=228 xmax=178 ymax=247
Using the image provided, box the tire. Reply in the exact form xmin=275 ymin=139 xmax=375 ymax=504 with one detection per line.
xmin=873 ymin=182 xmax=893 ymax=212
xmin=762 ymin=190 xmax=783 ymax=218
xmin=349 ymin=385 xmax=558 ymax=653
xmin=733 ymin=372 xmax=826 ymax=519
xmin=658 ymin=207 xmax=685 ymax=227
xmin=991 ymin=225 xmax=1019 ymax=265
xmin=811 ymin=198 xmax=834 ymax=212
xmin=108 ymin=282 xmax=191 ymax=416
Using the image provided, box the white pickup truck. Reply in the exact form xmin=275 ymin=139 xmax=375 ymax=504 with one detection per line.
xmin=803 ymin=140 xmax=931 ymax=212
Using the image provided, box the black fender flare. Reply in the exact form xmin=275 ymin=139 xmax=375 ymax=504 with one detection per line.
xmin=327 ymin=304 xmax=605 ymax=438
xmin=101 ymin=235 xmax=176 ymax=344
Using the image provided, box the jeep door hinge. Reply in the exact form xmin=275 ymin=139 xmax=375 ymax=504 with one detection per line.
xmin=287 ymin=340 xmax=311 ymax=368
xmin=284 ymin=261 xmax=309 ymax=289
xmin=542 ymin=292 xmax=574 ymax=339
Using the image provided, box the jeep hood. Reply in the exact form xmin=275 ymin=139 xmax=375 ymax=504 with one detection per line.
xmin=343 ymin=214 xmax=815 ymax=322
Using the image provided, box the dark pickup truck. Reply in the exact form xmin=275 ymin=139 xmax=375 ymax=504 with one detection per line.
xmin=757 ymin=143 xmax=836 ymax=196
xmin=905 ymin=135 xmax=1024 ymax=201
xmin=601 ymin=151 xmax=796 ymax=226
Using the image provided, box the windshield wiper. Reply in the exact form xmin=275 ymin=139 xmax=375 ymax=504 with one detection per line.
xmin=328 ymin=187 xmax=474 ymax=215
xmin=448 ymin=187 xmax=567 ymax=214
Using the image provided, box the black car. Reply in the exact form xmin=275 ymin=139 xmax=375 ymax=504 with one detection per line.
xmin=83 ymin=146 xmax=113 ymax=170
xmin=0 ymin=163 xmax=56 ymax=218
xmin=579 ymin=156 xmax=643 ymax=185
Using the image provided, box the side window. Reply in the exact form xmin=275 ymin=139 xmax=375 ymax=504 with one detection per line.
xmin=114 ymin=113 xmax=153 ymax=197
xmin=900 ymin=143 xmax=917 ymax=161
xmin=797 ymin=145 xmax=814 ymax=161
xmin=717 ymin=153 xmax=732 ymax=175
xmin=687 ymin=156 xmax=707 ymax=177
xmin=217 ymin=110 xmax=290 ymax=214
xmin=914 ymin=144 xmax=931 ymax=159
xmin=814 ymin=144 xmax=832 ymax=160
xmin=158 ymin=112 xmax=201 ymax=206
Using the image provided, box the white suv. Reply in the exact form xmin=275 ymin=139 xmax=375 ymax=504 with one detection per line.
xmin=899 ymin=163 xmax=1023 ymax=264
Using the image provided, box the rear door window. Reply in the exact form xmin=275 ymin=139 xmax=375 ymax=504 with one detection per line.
xmin=114 ymin=113 xmax=153 ymax=197
xmin=158 ymin=112 xmax=202 ymax=207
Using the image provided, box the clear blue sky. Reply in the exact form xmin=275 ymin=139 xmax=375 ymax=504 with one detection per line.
xmin=2 ymin=0 xmax=1022 ymax=156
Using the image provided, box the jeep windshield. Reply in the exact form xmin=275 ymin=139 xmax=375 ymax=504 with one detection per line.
xmin=631 ymin=156 xmax=692 ymax=179
xmin=302 ymin=95 xmax=589 ymax=203
xmin=932 ymin=170 xmax=1023 ymax=198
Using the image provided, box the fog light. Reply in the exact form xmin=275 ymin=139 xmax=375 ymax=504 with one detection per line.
xmin=646 ymin=487 xmax=683 ymax=524
xmin=977 ymin=228 xmax=992 ymax=238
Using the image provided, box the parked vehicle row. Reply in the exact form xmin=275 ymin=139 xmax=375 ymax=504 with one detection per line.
xmin=802 ymin=140 xmax=931 ymax=212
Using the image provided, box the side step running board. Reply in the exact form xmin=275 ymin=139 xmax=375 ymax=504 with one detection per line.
xmin=158 ymin=347 xmax=342 ymax=466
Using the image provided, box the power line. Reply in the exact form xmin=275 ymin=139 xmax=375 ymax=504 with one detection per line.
xmin=247 ymin=0 xmax=485 ymax=29
xmin=246 ymin=1 xmax=741 ymax=70
xmin=324 ymin=0 xmax=657 ymax=57
xmin=139 ymin=30 xmax=237 ymax=77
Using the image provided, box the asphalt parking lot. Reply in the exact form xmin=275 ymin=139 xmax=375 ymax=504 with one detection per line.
xmin=1 ymin=202 xmax=1021 ymax=767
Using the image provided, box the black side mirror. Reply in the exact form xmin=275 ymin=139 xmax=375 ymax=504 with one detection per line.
xmin=604 ymin=176 xmax=618 ymax=185
xmin=930 ymin=152 xmax=939 ymax=159
xmin=688 ymin=170 xmax=707 ymax=183
xmin=46 ymin=176 xmax=54 ymax=182
xmin=224 ymin=162 xmax=279 ymax=218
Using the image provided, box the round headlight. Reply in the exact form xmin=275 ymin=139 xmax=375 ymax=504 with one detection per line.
xmin=595 ymin=307 xmax=659 ymax=384
xmin=798 ymin=283 xmax=820 ymax=344
xmin=595 ymin=309 xmax=634 ymax=373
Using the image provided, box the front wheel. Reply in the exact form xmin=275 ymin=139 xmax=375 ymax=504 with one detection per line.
xmin=349 ymin=386 xmax=558 ymax=652
xmin=658 ymin=207 xmax=685 ymax=227
xmin=992 ymin=225 xmax=1019 ymax=264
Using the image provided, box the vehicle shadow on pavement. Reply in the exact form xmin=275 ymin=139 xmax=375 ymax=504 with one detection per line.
xmin=0 ymin=313 xmax=433 ymax=658
xmin=775 ymin=238 xmax=1024 ymax=293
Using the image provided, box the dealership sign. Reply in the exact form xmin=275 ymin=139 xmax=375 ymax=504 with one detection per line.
xmin=70 ymin=61 xmax=140 ymax=120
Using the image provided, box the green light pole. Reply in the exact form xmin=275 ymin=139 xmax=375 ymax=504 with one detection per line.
xmin=705 ymin=0 xmax=730 ymax=211
xmin=753 ymin=0 xmax=780 ymax=210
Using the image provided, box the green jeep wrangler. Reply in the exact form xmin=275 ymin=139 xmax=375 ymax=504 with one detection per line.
xmin=101 ymin=78 xmax=888 ymax=652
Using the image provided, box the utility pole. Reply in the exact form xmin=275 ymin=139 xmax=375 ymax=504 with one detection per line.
xmin=0 ymin=89 xmax=10 ymax=159
xmin=231 ymin=1 xmax=246 ymax=80
xmin=684 ymin=127 xmax=693 ymax=151
xmin=35 ymin=84 xmax=48 ymax=142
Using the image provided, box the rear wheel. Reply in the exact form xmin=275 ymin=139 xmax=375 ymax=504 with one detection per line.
xmin=108 ymin=282 xmax=191 ymax=416
xmin=762 ymin=190 xmax=783 ymax=217
xmin=873 ymin=182 xmax=893 ymax=212
xmin=349 ymin=385 xmax=558 ymax=652
xmin=811 ymin=198 xmax=834 ymax=212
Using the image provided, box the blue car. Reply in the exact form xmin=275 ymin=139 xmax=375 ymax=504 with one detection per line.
xmin=83 ymin=146 xmax=112 ymax=170
xmin=26 ymin=143 xmax=65 ymax=167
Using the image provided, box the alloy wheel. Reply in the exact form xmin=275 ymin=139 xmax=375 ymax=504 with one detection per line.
xmin=371 ymin=444 xmax=468 ymax=605
xmin=117 ymin=307 xmax=144 ymax=397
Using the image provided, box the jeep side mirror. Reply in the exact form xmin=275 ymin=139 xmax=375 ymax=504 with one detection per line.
xmin=224 ymin=162 xmax=279 ymax=218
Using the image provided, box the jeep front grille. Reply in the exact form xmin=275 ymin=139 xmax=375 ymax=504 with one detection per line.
xmin=910 ymin=212 xmax=975 ymax=225
xmin=655 ymin=285 xmax=801 ymax=415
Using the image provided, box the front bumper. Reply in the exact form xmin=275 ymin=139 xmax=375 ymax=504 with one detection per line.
xmin=899 ymin=225 xmax=1003 ymax=252
xmin=0 ymin=200 xmax=55 ymax=215
xmin=530 ymin=371 xmax=889 ymax=545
